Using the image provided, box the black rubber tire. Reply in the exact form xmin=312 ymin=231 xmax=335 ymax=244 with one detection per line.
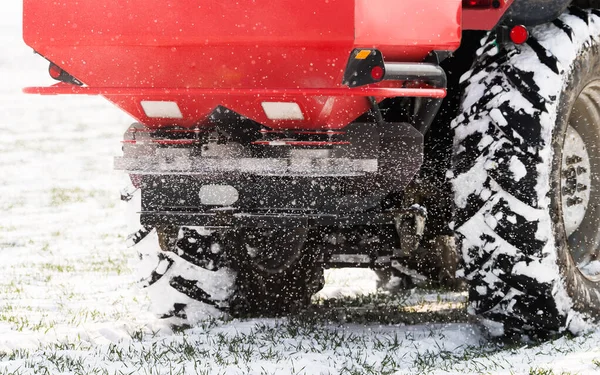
xmin=139 ymin=226 xmax=323 ymax=322
xmin=374 ymin=268 xmax=414 ymax=292
xmin=452 ymin=8 xmax=600 ymax=336
xmin=226 ymin=229 xmax=324 ymax=316
xmin=503 ymin=0 xmax=571 ymax=27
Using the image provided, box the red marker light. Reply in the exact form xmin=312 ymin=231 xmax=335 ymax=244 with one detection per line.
xmin=462 ymin=0 xmax=492 ymax=8
xmin=49 ymin=63 xmax=63 ymax=80
xmin=510 ymin=25 xmax=529 ymax=45
xmin=371 ymin=66 xmax=384 ymax=81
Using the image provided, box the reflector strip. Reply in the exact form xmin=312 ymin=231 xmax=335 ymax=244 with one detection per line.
xmin=258 ymin=130 xmax=345 ymax=135
xmin=127 ymin=128 xmax=209 ymax=134
xmin=252 ymin=141 xmax=350 ymax=146
xmin=261 ymin=102 xmax=304 ymax=120
xmin=141 ymin=101 xmax=183 ymax=119
xmin=151 ymin=139 xmax=200 ymax=145
xmin=121 ymin=139 xmax=201 ymax=145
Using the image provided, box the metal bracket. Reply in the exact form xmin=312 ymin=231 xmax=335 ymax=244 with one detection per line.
xmin=120 ymin=185 xmax=139 ymax=202
xmin=393 ymin=204 xmax=427 ymax=258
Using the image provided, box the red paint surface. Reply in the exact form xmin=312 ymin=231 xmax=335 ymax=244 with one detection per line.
xmin=23 ymin=0 xmax=461 ymax=130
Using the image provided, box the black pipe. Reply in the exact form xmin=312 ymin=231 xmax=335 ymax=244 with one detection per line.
xmin=414 ymin=97 xmax=443 ymax=134
xmin=382 ymin=63 xmax=446 ymax=134
xmin=367 ymin=96 xmax=384 ymax=125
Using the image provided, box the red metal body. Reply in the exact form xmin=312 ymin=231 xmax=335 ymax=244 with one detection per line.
xmin=23 ymin=0 xmax=462 ymax=130
xmin=23 ymin=83 xmax=446 ymax=99
xmin=462 ymin=0 xmax=515 ymax=30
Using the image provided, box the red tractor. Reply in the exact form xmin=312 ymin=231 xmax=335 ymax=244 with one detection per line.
xmin=23 ymin=0 xmax=600 ymax=335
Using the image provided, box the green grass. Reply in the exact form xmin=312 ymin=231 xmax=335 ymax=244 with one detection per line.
xmin=0 ymin=276 xmax=594 ymax=375
xmin=0 ymin=309 xmax=593 ymax=375
xmin=36 ymin=254 xmax=128 ymax=275
xmin=0 ymin=261 xmax=132 ymax=334
xmin=305 ymin=290 xmax=468 ymax=325
xmin=528 ymin=368 xmax=579 ymax=375
xmin=40 ymin=263 xmax=76 ymax=273
xmin=1 ymin=199 xmax=26 ymax=211
xmin=49 ymin=187 xmax=109 ymax=207
xmin=0 ymin=317 xmax=507 ymax=375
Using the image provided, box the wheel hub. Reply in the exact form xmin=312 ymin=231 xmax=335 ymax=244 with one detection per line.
xmin=561 ymin=126 xmax=591 ymax=237
xmin=561 ymin=80 xmax=600 ymax=279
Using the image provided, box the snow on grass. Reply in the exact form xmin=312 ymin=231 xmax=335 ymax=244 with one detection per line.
xmin=2 ymin=1 xmax=600 ymax=374
xmin=0 ymin=320 xmax=485 ymax=375
xmin=1 ymin=317 xmax=600 ymax=375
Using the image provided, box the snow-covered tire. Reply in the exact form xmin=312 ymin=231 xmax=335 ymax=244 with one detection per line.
xmin=138 ymin=226 xmax=324 ymax=322
xmin=137 ymin=226 xmax=236 ymax=325
xmin=452 ymin=8 xmax=600 ymax=335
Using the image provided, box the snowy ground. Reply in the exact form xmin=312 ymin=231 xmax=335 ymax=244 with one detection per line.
xmin=2 ymin=2 xmax=600 ymax=374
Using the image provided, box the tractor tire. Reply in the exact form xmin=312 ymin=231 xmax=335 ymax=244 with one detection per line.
xmin=374 ymin=268 xmax=414 ymax=292
xmin=226 ymin=228 xmax=324 ymax=316
xmin=452 ymin=8 xmax=600 ymax=336
xmin=138 ymin=226 xmax=323 ymax=323
xmin=137 ymin=226 xmax=236 ymax=326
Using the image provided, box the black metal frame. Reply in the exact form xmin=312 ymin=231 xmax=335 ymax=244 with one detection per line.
xmin=120 ymin=50 xmax=453 ymax=232
xmin=141 ymin=211 xmax=397 ymax=228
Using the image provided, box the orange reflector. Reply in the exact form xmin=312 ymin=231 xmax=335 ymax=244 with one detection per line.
xmin=355 ymin=50 xmax=371 ymax=60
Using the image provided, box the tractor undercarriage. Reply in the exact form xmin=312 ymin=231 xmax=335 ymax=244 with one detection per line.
xmin=116 ymin=113 xmax=448 ymax=276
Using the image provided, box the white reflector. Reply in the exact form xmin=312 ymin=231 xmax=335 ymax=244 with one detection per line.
xmin=261 ymin=102 xmax=304 ymax=120
xmin=199 ymin=185 xmax=239 ymax=206
xmin=141 ymin=101 xmax=183 ymax=119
